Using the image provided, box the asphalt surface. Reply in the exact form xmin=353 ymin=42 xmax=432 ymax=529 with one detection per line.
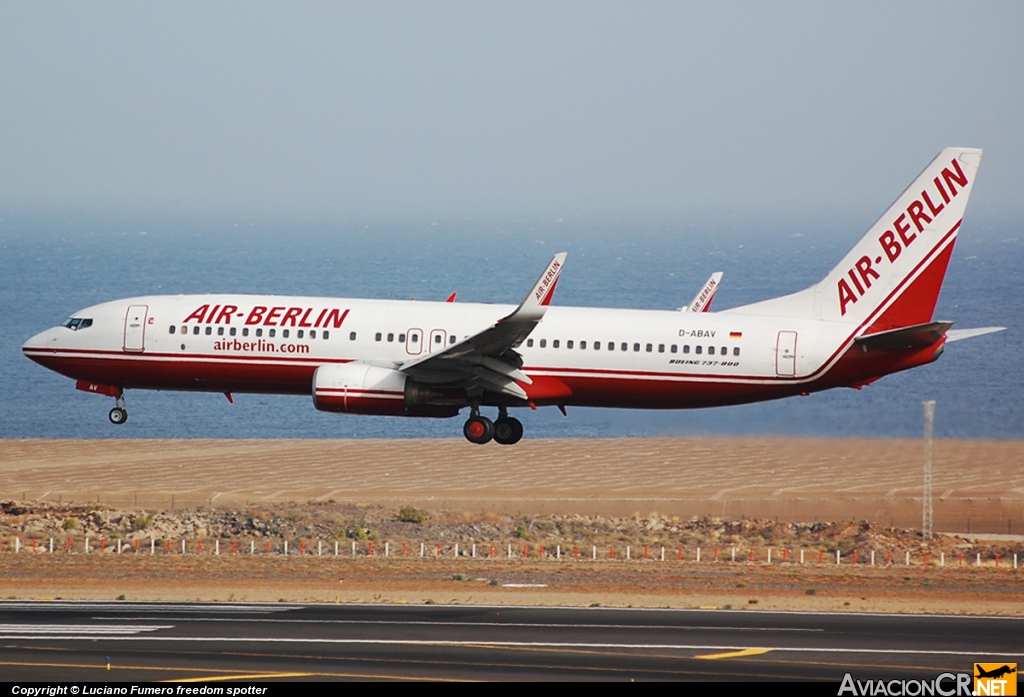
xmin=0 ymin=602 xmax=1020 ymax=682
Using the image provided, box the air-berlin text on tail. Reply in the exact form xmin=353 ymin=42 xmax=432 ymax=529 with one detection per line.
xmin=837 ymin=156 xmax=968 ymax=316
xmin=181 ymin=304 xmax=350 ymax=329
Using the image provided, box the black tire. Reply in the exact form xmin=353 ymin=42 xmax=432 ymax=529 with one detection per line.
xmin=463 ymin=415 xmax=494 ymax=444
xmin=108 ymin=407 xmax=128 ymax=425
xmin=494 ymin=416 xmax=524 ymax=445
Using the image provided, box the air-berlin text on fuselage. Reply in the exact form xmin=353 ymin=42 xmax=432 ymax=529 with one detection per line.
xmin=181 ymin=304 xmax=350 ymax=328
xmin=837 ymin=156 xmax=968 ymax=316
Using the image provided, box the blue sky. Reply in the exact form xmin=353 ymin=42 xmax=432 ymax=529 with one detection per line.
xmin=1 ymin=2 xmax=1022 ymax=221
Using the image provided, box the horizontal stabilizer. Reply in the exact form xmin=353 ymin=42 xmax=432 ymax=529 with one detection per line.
xmin=854 ymin=321 xmax=953 ymax=350
xmin=946 ymin=326 xmax=1006 ymax=343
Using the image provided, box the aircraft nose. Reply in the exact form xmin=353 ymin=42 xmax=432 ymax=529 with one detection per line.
xmin=22 ymin=328 xmax=55 ymax=354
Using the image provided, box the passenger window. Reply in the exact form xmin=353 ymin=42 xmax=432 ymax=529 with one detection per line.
xmin=269 ymin=329 xmax=276 ymax=338
xmin=399 ymin=333 xmax=406 ymax=342
xmin=180 ymin=326 xmax=187 ymax=335
xmin=282 ymin=329 xmax=289 ymax=338
xmin=708 ymin=346 xmax=715 ymax=355
xmin=387 ymin=333 xmax=394 ymax=342
xmin=230 ymin=327 xmax=236 ymax=336
xmin=205 ymin=326 xmax=212 ymax=336
xmin=633 ymin=343 xmax=640 ymax=352
xmin=434 ymin=334 xmax=442 ymax=344
xmin=621 ymin=342 xmax=628 ymax=351
xmin=527 ymin=339 xmax=534 ymax=347
xmin=721 ymin=346 xmax=727 ymax=355
xmin=683 ymin=345 xmax=690 ymax=354
xmin=658 ymin=344 xmax=664 ymax=353
xmin=646 ymin=343 xmax=653 ymax=352
xmin=322 ymin=331 xmax=329 ymax=339
xmin=310 ymin=330 xmax=316 ymax=339
xmin=169 ymin=326 xmax=176 ymax=334
xmin=297 ymin=330 xmax=303 ymax=338
xmin=217 ymin=327 xmax=224 ymax=336
xmin=567 ymin=340 xmax=574 ymax=349
xmin=256 ymin=328 xmax=263 ymax=337
xmin=552 ymin=339 xmax=559 ymax=348
xmin=193 ymin=326 xmax=200 ymax=335
xmin=733 ymin=347 xmax=740 ymax=356
xmin=695 ymin=345 xmax=702 ymax=354
xmin=411 ymin=334 xmax=417 ymax=343
xmin=450 ymin=335 xmax=457 ymax=344
xmin=375 ymin=332 xmax=382 ymax=341
xmin=540 ymin=339 xmax=547 ymax=348
xmin=594 ymin=341 xmax=601 ymax=350
xmin=242 ymin=328 xmax=249 ymax=337
xmin=608 ymin=342 xmax=614 ymax=351
xmin=580 ymin=340 xmax=587 ymax=349
xmin=350 ymin=331 xmax=357 ymax=341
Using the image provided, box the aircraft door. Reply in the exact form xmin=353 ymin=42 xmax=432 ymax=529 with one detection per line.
xmin=123 ymin=304 xmax=149 ymax=353
xmin=428 ymin=329 xmax=447 ymax=353
xmin=775 ymin=331 xmax=797 ymax=377
xmin=405 ymin=328 xmax=423 ymax=355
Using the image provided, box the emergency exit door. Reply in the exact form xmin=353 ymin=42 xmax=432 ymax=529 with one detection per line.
xmin=123 ymin=305 xmax=148 ymax=352
xmin=775 ymin=331 xmax=797 ymax=377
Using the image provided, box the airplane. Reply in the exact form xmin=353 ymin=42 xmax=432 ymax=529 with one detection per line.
xmin=976 ymin=665 xmax=1017 ymax=680
xmin=23 ymin=147 xmax=1005 ymax=445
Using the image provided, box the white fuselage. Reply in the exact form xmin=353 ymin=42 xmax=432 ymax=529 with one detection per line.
xmin=23 ymin=293 xmax=895 ymax=411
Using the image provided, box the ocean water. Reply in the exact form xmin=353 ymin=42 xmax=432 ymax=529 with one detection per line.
xmin=1 ymin=210 xmax=1021 ymax=440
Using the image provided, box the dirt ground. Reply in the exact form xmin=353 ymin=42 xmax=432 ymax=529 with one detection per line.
xmin=1 ymin=437 xmax=1022 ymax=531
xmin=1 ymin=497 xmax=1022 ymax=615
xmin=2 ymin=555 xmax=1023 ymax=616
xmin=1 ymin=437 xmax=1022 ymax=615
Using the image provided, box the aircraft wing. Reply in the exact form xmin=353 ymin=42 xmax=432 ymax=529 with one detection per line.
xmin=682 ymin=272 xmax=723 ymax=312
xmin=399 ymin=253 xmax=567 ymax=399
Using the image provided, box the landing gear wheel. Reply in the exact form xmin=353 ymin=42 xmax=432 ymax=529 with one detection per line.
xmin=463 ymin=415 xmax=495 ymax=444
xmin=108 ymin=407 xmax=128 ymax=425
xmin=493 ymin=417 xmax=524 ymax=445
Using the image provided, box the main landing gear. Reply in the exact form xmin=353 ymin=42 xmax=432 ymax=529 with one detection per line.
xmin=463 ymin=406 xmax=523 ymax=445
xmin=108 ymin=392 xmax=128 ymax=425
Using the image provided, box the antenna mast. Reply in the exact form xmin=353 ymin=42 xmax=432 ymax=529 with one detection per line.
xmin=922 ymin=400 xmax=935 ymax=540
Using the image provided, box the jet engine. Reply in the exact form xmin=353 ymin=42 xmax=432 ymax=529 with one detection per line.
xmin=312 ymin=363 xmax=460 ymax=417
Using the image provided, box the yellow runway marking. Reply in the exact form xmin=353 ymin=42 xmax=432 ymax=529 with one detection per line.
xmin=171 ymin=673 xmax=314 ymax=682
xmin=695 ymin=648 xmax=772 ymax=660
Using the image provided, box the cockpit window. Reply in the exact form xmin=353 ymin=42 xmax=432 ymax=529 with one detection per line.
xmin=61 ymin=317 xmax=93 ymax=331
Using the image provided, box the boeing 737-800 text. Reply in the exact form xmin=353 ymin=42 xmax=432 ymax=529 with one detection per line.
xmin=23 ymin=148 xmax=1004 ymax=444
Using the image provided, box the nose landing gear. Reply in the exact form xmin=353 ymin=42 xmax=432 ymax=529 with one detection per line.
xmin=108 ymin=392 xmax=128 ymax=425
xmin=463 ymin=406 xmax=523 ymax=445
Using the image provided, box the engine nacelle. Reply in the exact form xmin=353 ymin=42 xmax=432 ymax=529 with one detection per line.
xmin=312 ymin=363 xmax=459 ymax=417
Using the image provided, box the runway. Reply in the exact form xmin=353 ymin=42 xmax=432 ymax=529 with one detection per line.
xmin=0 ymin=602 xmax=1019 ymax=681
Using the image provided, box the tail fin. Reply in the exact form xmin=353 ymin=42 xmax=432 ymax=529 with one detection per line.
xmin=727 ymin=148 xmax=982 ymax=331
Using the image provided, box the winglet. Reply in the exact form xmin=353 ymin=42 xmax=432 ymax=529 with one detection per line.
xmin=683 ymin=272 xmax=723 ymax=313
xmin=445 ymin=292 xmax=457 ymax=303
xmin=510 ymin=253 xmax=568 ymax=321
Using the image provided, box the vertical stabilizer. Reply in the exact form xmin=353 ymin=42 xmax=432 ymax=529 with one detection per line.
xmin=726 ymin=148 xmax=982 ymax=332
